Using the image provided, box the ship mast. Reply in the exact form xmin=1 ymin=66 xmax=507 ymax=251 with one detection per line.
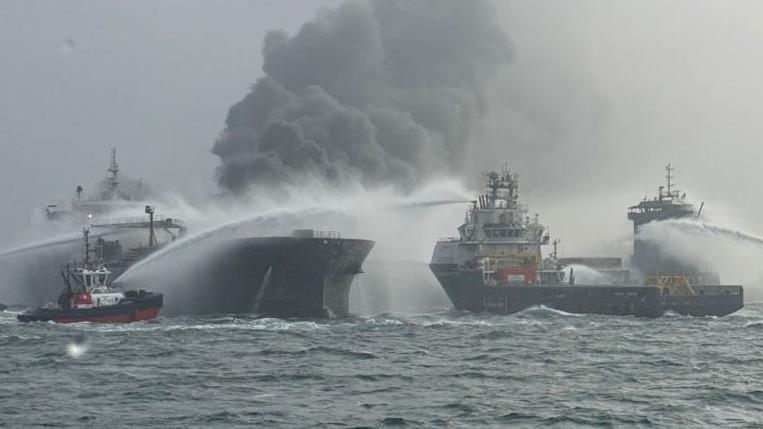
xmin=107 ymin=148 xmax=119 ymax=199
xmin=145 ymin=205 xmax=157 ymax=249
xmin=665 ymin=163 xmax=674 ymax=197
xmin=551 ymin=238 xmax=562 ymax=271
xmin=83 ymin=228 xmax=90 ymax=266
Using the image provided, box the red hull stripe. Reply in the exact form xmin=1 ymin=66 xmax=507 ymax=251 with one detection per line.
xmin=54 ymin=307 xmax=161 ymax=324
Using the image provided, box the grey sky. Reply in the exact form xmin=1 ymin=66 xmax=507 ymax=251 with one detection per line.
xmin=2 ymin=1 xmax=763 ymax=255
xmin=0 ymin=0 xmax=340 ymax=244
xmin=482 ymin=1 xmax=763 ymax=255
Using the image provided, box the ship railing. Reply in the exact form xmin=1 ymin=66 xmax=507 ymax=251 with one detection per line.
xmin=437 ymin=237 xmax=461 ymax=242
xmin=292 ymin=229 xmax=342 ymax=239
xmin=312 ymin=230 xmax=341 ymax=239
xmin=91 ymin=215 xmax=185 ymax=229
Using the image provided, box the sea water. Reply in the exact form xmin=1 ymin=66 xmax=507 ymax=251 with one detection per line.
xmin=2 ymin=305 xmax=762 ymax=428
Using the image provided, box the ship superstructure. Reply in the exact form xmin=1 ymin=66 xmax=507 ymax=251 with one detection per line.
xmin=431 ymin=167 xmax=552 ymax=288
xmin=45 ymin=148 xmax=152 ymax=223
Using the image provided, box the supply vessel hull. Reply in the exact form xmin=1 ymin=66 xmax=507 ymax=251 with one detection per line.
xmin=431 ymin=267 xmax=742 ymax=317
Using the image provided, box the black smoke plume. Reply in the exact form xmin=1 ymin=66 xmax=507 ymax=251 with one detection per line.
xmin=213 ymin=0 xmax=512 ymax=193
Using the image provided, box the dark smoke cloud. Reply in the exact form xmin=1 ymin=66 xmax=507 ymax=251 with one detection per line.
xmin=213 ymin=0 xmax=512 ymax=193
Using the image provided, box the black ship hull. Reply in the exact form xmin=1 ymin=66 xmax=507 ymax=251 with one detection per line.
xmin=123 ymin=236 xmax=375 ymax=318
xmin=430 ymin=265 xmax=743 ymax=317
xmin=17 ymin=291 xmax=163 ymax=323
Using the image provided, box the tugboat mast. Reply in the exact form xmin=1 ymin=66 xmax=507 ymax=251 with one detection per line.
xmin=83 ymin=228 xmax=90 ymax=266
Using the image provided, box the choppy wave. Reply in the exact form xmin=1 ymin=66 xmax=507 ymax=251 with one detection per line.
xmin=3 ymin=305 xmax=763 ymax=427
xmin=92 ymin=318 xmax=328 ymax=334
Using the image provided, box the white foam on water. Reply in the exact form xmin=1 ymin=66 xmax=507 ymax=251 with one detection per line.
xmin=363 ymin=318 xmax=404 ymax=326
xmin=519 ymin=305 xmax=583 ymax=317
xmin=94 ymin=318 xmax=327 ymax=334
xmin=744 ymin=320 xmax=763 ymax=329
xmin=0 ymin=335 xmax=42 ymax=340
xmin=410 ymin=318 xmax=494 ymax=327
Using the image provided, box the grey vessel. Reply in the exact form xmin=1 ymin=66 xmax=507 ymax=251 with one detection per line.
xmin=119 ymin=229 xmax=375 ymax=318
xmin=429 ymin=165 xmax=742 ymax=317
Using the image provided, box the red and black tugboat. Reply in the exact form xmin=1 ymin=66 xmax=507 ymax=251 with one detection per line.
xmin=17 ymin=229 xmax=163 ymax=323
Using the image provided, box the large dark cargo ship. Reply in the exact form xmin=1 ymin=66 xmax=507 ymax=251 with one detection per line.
xmin=429 ymin=165 xmax=743 ymax=317
xmin=120 ymin=229 xmax=375 ymax=318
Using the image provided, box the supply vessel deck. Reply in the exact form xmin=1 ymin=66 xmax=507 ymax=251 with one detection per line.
xmin=429 ymin=165 xmax=743 ymax=317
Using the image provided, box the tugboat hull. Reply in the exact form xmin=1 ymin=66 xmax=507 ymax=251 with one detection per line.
xmin=17 ymin=291 xmax=163 ymax=323
xmin=431 ymin=266 xmax=743 ymax=317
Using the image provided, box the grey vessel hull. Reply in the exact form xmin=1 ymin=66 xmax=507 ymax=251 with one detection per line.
xmin=122 ymin=235 xmax=375 ymax=318
xmin=431 ymin=264 xmax=743 ymax=317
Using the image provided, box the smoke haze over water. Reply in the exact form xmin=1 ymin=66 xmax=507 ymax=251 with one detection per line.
xmin=212 ymin=0 xmax=512 ymax=193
